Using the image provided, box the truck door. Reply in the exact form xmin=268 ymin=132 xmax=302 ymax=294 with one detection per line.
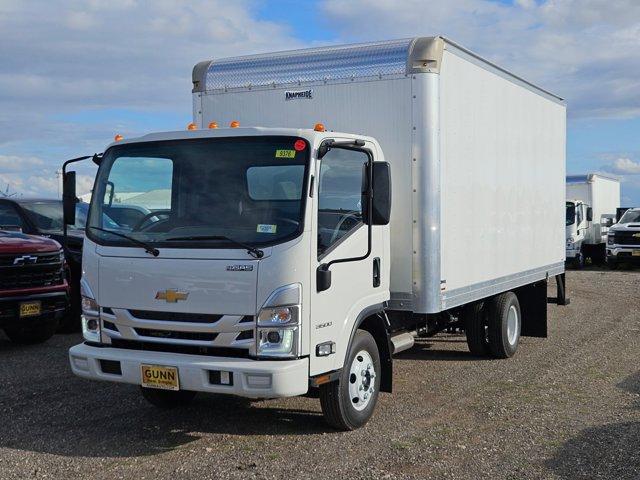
xmin=310 ymin=143 xmax=388 ymax=376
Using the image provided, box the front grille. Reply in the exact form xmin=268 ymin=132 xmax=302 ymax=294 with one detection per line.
xmin=0 ymin=264 xmax=64 ymax=290
xmin=0 ymin=252 xmax=61 ymax=267
xmin=613 ymin=232 xmax=640 ymax=246
xmin=129 ymin=310 xmax=225 ymax=323
xmin=134 ymin=328 xmax=218 ymax=342
xmin=110 ymin=338 xmax=252 ymax=358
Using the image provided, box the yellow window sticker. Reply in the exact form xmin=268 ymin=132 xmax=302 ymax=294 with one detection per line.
xmin=257 ymin=224 xmax=277 ymax=234
xmin=275 ymin=149 xmax=296 ymax=159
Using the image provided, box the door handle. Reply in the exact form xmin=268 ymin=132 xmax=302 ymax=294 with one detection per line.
xmin=373 ymin=257 xmax=381 ymax=287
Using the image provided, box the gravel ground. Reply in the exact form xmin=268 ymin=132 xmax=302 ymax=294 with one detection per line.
xmin=0 ymin=270 xmax=639 ymax=479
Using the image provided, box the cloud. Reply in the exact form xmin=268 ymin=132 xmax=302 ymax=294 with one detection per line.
xmin=603 ymin=157 xmax=640 ymax=175
xmin=320 ymin=0 xmax=640 ymax=119
xmin=0 ymin=155 xmax=43 ymax=172
xmin=0 ymin=0 xmax=301 ymax=198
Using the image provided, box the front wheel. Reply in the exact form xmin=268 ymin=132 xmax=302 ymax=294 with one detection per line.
xmin=3 ymin=320 xmax=58 ymax=344
xmin=320 ymin=329 xmax=381 ymax=430
xmin=140 ymin=387 xmax=197 ymax=409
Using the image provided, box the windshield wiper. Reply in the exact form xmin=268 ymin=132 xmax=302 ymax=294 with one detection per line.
xmin=166 ymin=235 xmax=264 ymax=259
xmin=88 ymin=226 xmax=160 ymax=257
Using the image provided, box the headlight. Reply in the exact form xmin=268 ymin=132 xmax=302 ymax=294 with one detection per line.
xmin=607 ymin=235 xmax=614 ymax=245
xmin=80 ymin=278 xmax=101 ymax=342
xmin=566 ymin=237 xmax=574 ymax=246
xmin=257 ymin=305 xmax=300 ymax=358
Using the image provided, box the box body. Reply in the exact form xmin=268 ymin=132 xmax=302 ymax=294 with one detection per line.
xmin=193 ymin=37 xmax=566 ymax=313
xmin=566 ymin=174 xmax=620 ymax=243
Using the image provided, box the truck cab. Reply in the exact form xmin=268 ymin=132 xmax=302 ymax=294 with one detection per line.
xmin=565 ymin=199 xmax=591 ymax=267
xmin=68 ymin=127 xmax=392 ymax=429
xmin=606 ymin=207 xmax=640 ymax=266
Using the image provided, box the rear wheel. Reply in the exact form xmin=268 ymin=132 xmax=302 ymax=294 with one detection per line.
xmin=3 ymin=320 xmax=58 ymax=344
xmin=320 ymin=329 xmax=381 ymax=430
xmin=487 ymin=292 xmax=521 ymax=359
xmin=463 ymin=301 xmax=490 ymax=356
xmin=140 ymin=388 xmax=197 ymax=409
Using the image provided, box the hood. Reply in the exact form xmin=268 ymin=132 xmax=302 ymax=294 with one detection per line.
xmin=0 ymin=230 xmax=61 ymax=254
xmin=97 ymin=255 xmax=258 ymax=315
xmin=610 ymin=223 xmax=640 ymax=233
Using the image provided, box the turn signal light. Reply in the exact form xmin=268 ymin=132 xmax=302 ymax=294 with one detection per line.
xmin=208 ymin=121 xmax=218 ymax=129
xmin=230 ymin=120 xmax=240 ymax=128
xmin=314 ymin=123 xmax=325 ymax=132
xmin=114 ymin=134 xmax=123 ymax=142
xmin=187 ymin=122 xmax=198 ymax=130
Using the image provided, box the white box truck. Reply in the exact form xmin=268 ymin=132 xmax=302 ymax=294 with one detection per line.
xmin=565 ymin=174 xmax=620 ymax=267
xmin=65 ymin=37 xmax=567 ymax=430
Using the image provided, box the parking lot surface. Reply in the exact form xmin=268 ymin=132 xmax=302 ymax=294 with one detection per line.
xmin=0 ymin=270 xmax=639 ymax=479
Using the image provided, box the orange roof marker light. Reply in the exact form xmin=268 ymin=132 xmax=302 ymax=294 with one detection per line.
xmin=187 ymin=122 xmax=198 ymax=130
xmin=114 ymin=134 xmax=124 ymax=142
xmin=208 ymin=121 xmax=218 ymax=129
xmin=314 ymin=123 xmax=325 ymax=132
xmin=230 ymin=120 xmax=240 ymax=128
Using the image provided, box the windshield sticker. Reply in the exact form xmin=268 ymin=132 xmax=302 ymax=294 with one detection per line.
xmin=257 ymin=224 xmax=277 ymax=234
xmin=275 ymin=149 xmax=296 ymax=159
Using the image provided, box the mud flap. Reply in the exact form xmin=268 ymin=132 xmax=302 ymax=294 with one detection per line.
xmin=517 ymin=280 xmax=548 ymax=338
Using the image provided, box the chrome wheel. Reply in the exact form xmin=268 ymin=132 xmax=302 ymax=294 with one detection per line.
xmin=348 ymin=350 xmax=376 ymax=411
xmin=506 ymin=305 xmax=519 ymax=346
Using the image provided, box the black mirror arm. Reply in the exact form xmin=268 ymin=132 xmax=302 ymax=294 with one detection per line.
xmin=61 ymin=153 xmax=101 ymax=250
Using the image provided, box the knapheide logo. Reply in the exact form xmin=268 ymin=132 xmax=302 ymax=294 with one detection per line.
xmin=285 ymin=89 xmax=313 ymax=100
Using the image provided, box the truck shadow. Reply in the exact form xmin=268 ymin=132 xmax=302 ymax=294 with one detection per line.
xmin=0 ymin=335 xmax=334 ymax=459
xmin=546 ymin=371 xmax=640 ymax=478
xmin=396 ymin=337 xmax=490 ymax=362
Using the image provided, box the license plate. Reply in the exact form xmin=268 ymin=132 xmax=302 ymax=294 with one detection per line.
xmin=141 ymin=364 xmax=179 ymax=391
xmin=633 ymin=251 xmax=640 ymax=257
xmin=19 ymin=301 xmax=41 ymax=318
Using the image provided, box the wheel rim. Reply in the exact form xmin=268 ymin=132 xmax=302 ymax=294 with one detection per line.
xmin=348 ymin=350 xmax=376 ymax=411
xmin=507 ymin=305 xmax=519 ymax=346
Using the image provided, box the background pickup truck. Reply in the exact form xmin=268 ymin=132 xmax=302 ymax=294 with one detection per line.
xmin=0 ymin=230 xmax=69 ymax=344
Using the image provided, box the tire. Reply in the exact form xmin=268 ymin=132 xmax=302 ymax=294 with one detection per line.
xmin=320 ymin=329 xmax=381 ymax=431
xmin=140 ymin=387 xmax=197 ymax=409
xmin=487 ymin=292 xmax=521 ymax=359
xmin=57 ymin=307 xmax=81 ymax=333
xmin=463 ymin=301 xmax=490 ymax=356
xmin=3 ymin=320 xmax=58 ymax=344
xmin=574 ymin=253 xmax=584 ymax=269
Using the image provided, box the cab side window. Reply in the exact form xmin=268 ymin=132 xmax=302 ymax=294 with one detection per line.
xmin=576 ymin=205 xmax=583 ymax=226
xmin=317 ymin=148 xmax=367 ymax=257
xmin=0 ymin=203 xmax=23 ymax=230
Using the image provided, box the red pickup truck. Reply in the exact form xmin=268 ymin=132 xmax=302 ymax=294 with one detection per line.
xmin=0 ymin=230 xmax=69 ymax=344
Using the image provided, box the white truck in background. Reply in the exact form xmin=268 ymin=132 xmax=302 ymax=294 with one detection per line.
xmin=566 ymin=174 xmax=620 ymax=267
xmin=65 ymin=37 xmax=567 ymax=430
xmin=607 ymin=207 xmax=640 ymax=267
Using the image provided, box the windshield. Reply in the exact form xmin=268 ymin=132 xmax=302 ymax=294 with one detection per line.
xmin=21 ymin=201 xmax=118 ymax=232
xmin=619 ymin=210 xmax=640 ymax=224
xmin=566 ymin=202 xmax=576 ymax=226
xmin=87 ymin=136 xmax=310 ymax=248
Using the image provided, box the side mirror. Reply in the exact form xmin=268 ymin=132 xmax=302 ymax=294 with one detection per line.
xmin=363 ymin=162 xmax=392 ymax=225
xmin=586 ymin=207 xmax=593 ymax=222
xmin=63 ymin=171 xmax=77 ymax=225
xmin=316 ymin=264 xmax=332 ymax=292
xmin=602 ymin=217 xmax=613 ymax=227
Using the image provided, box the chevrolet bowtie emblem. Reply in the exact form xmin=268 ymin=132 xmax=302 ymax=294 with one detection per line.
xmin=155 ymin=290 xmax=189 ymax=303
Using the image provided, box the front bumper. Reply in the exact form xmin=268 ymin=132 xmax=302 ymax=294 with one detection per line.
xmin=0 ymin=291 xmax=68 ymax=328
xmin=69 ymin=343 xmax=309 ymax=398
xmin=607 ymin=246 xmax=640 ymax=264
xmin=565 ymin=248 xmax=579 ymax=259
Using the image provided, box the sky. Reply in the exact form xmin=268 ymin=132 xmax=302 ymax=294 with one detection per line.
xmin=0 ymin=0 xmax=639 ymax=204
